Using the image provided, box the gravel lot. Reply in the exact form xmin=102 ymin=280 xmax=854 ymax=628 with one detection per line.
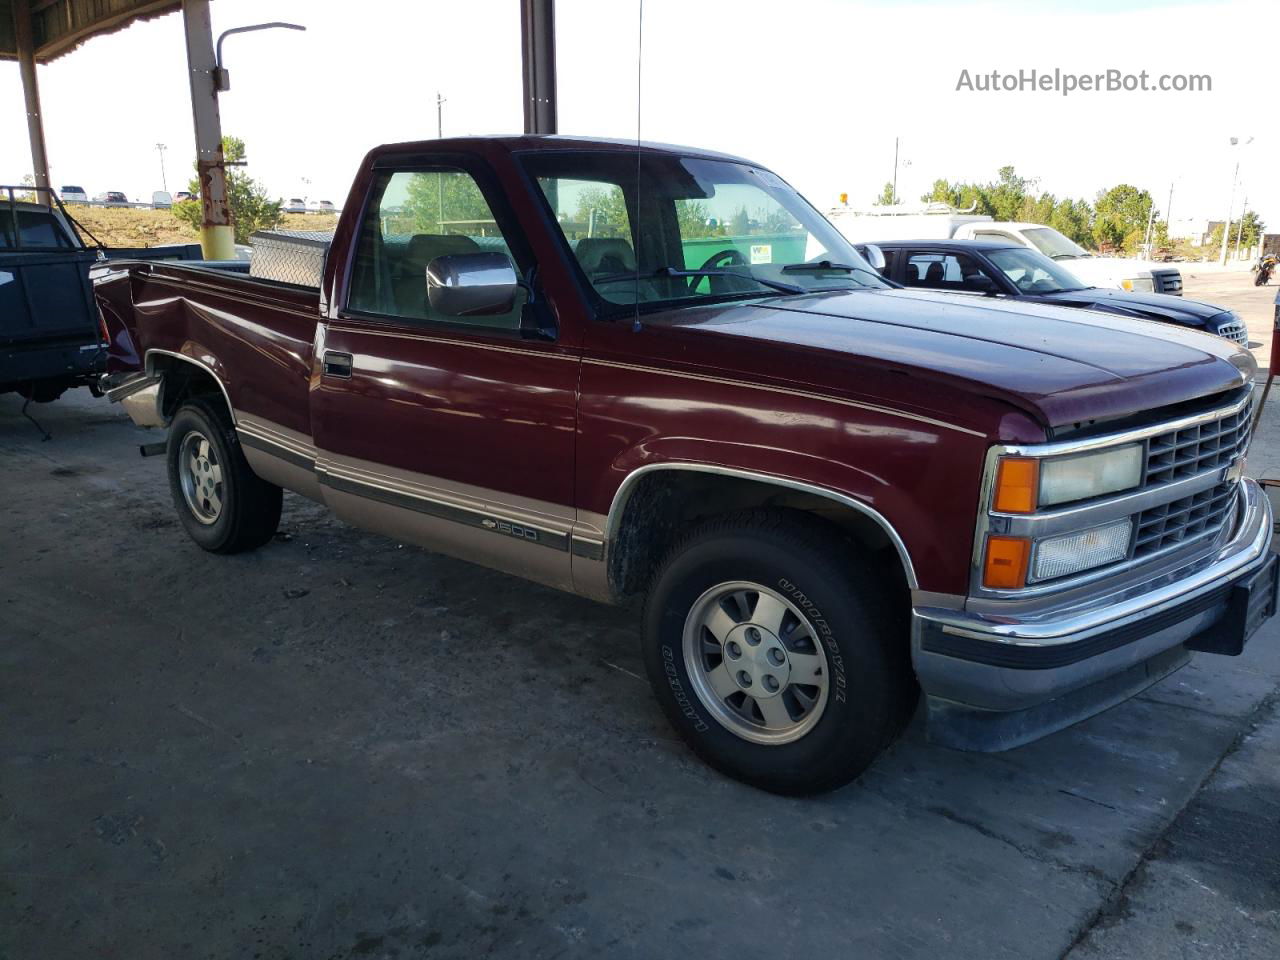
xmin=2 ymin=271 xmax=1278 ymax=959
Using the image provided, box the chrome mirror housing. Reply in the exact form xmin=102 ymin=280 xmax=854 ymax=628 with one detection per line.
xmin=426 ymin=252 xmax=519 ymax=316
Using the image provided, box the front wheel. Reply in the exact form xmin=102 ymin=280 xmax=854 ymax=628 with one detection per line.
xmin=641 ymin=511 xmax=916 ymax=795
xmin=166 ymin=398 xmax=282 ymax=553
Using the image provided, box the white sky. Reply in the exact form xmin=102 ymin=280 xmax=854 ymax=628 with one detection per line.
xmin=1 ymin=0 xmax=1275 ymax=230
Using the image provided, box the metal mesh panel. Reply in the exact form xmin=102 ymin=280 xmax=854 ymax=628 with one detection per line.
xmin=248 ymin=230 xmax=332 ymax=288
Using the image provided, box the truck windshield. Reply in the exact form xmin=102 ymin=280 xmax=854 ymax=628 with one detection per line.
xmin=987 ymin=247 xmax=1090 ymax=293
xmin=522 ymin=151 xmax=888 ymax=308
xmin=1023 ymin=227 xmax=1090 ymax=261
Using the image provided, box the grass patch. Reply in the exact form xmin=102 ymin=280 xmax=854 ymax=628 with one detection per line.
xmin=64 ymin=206 xmax=339 ymax=249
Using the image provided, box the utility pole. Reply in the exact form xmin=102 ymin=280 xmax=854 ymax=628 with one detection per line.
xmin=891 ymin=137 xmax=899 ymax=205
xmin=1234 ymin=197 xmax=1247 ymax=260
xmin=1165 ymin=181 xmax=1174 ymax=234
xmin=436 ymin=92 xmax=446 ymax=228
xmin=156 ymin=143 xmax=168 ymax=192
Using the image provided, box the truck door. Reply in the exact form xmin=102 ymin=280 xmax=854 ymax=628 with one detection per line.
xmin=311 ymin=162 xmax=580 ymax=592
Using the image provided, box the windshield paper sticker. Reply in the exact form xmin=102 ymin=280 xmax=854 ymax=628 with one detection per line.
xmin=750 ymin=244 xmax=772 ymax=265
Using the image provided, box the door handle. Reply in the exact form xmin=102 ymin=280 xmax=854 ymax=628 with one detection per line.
xmin=323 ymin=351 xmax=353 ymax=379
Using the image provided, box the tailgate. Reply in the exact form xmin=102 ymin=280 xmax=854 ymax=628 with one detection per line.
xmin=0 ymin=250 xmax=100 ymax=346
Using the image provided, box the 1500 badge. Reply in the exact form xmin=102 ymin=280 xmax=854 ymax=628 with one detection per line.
xmin=481 ymin=517 xmax=540 ymax=542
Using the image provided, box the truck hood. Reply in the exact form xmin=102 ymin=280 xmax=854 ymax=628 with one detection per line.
xmin=675 ymin=288 xmax=1252 ymax=430
xmin=1056 ymin=255 xmax=1168 ymax=280
xmin=1034 ymin=287 xmax=1230 ymax=328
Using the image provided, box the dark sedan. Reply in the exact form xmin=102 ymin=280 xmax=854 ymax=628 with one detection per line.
xmin=861 ymin=238 xmax=1246 ymax=344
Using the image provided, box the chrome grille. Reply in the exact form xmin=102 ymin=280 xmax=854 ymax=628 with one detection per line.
xmin=1144 ymin=404 xmax=1251 ymax=487
xmin=1152 ymin=270 xmax=1183 ymax=295
xmin=1135 ymin=483 xmax=1238 ymax=558
xmin=1216 ymin=320 xmax=1247 ymax=344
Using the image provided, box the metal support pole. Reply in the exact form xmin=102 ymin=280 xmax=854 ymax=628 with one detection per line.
xmin=182 ymin=0 xmax=234 ymax=260
xmin=13 ymin=0 xmax=51 ymax=191
xmin=520 ymin=0 xmax=557 ymax=134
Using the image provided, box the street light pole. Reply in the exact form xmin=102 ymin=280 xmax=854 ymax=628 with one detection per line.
xmin=156 ymin=143 xmax=168 ymax=193
xmin=1219 ymin=136 xmax=1253 ymax=266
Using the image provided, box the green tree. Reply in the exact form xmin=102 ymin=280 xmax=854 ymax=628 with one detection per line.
xmin=1207 ymin=211 xmax=1267 ymax=253
xmin=172 ymin=136 xmax=283 ymax=245
xmin=986 ymin=166 xmax=1031 ymax=222
xmin=1093 ymin=184 xmax=1153 ymax=253
xmin=401 ymin=170 xmax=494 ymax=236
xmin=872 ymin=181 xmax=895 ymax=206
xmin=1048 ymin=198 xmax=1094 ymax=247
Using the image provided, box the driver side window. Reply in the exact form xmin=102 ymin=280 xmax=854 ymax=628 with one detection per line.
xmin=347 ymin=168 xmax=525 ymax=329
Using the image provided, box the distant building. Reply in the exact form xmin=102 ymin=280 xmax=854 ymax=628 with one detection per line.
xmin=1168 ymin=217 xmax=1211 ymax=245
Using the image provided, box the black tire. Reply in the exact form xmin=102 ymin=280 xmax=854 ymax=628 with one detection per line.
xmin=641 ymin=510 xmax=917 ymax=795
xmin=166 ymin=397 xmax=282 ymax=554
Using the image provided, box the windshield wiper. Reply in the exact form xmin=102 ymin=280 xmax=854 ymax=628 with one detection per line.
xmin=592 ymin=265 xmax=806 ymax=295
xmin=781 ymin=260 xmax=884 ymax=283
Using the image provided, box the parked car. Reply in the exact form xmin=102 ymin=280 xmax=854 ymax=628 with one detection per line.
xmin=60 ymin=185 xmax=88 ymax=204
xmin=95 ymin=191 xmax=128 ymax=207
xmin=829 ymin=204 xmax=1183 ymax=295
xmin=151 ymin=191 xmax=173 ymax=210
xmin=311 ymin=200 xmax=337 ymax=214
xmin=863 ymin=239 xmax=1247 ymax=343
xmin=94 ymin=137 xmax=1276 ymax=795
xmin=174 ymin=191 xmax=195 ymax=203
xmin=283 ymin=198 xmax=307 ymax=213
xmin=1 ymin=186 xmax=103 ymax=401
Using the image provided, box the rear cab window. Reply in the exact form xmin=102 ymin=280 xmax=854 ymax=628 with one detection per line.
xmin=902 ymin=251 xmax=999 ymax=294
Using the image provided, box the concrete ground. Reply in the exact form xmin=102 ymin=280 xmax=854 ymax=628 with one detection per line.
xmin=2 ymin=273 xmax=1278 ymax=960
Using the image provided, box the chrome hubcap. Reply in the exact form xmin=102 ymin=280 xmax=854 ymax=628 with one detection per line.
xmin=683 ymin=581 xmax=830 ymax=745
xmin=178 ymin=430 xmax=224 ymax=524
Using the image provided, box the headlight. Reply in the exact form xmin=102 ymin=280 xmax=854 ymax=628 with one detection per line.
xmin=1121 ymin=277 xmax=1155 ymax=292
xmin=1039 ymin=444 xmax=1143 ymax=507
xmin=1032 ymin=519 xmax=1132 ymax=581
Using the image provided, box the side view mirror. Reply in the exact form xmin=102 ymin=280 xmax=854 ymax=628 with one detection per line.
xmin=859 ymin=244 xmax=886 ymax=272
xmin=426 ymin=252 xmax=519 ymax=317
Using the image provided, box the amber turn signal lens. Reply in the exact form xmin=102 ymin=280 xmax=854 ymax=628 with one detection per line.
xmin=984 ymin=536 xmax=1031 ymax=589
xmin=994 ymin=457 xmax=1039 ymax=513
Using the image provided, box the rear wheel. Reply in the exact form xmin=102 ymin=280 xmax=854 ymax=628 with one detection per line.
xmin=166 ymin=398 xmax=281 ymax=553
xmin=641 ymin=511 xmax=916 ymax=795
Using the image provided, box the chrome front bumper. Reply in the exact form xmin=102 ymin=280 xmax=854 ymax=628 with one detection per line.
xmin=914 ymin=477 xmax=1276 ymax=750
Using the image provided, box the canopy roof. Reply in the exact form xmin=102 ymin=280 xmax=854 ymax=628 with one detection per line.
xmin=1 ymin=0 xmax=179 ymax=63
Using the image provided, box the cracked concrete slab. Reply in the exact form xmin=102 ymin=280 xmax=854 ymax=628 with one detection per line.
xmin=3 ymin=279 xmax=1279 ymax=960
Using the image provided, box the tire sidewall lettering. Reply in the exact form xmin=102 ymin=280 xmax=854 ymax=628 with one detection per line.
xmin=778 ymin=577 xmax=847 ymax=703
xmin=661 ymin=643 xmax=709 ymax=733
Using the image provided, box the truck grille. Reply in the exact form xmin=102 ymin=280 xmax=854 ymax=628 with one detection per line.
xmin=1152 ymin=269 xmax=1183 ymax=295
xmin=1134 ymin=483 xmax=1238 ymax=558
xmin=1144 ymin=403 xmax=1251 ymax=487
xmin=1216 ymin=319 xmax=1247 ymax=344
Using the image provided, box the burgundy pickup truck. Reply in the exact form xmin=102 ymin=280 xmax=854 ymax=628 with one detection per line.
xmin=95 ymin=137 xmax=1277 ymax=794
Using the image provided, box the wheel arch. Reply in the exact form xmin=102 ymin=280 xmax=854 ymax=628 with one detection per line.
xmin=145 ymin=348 xmax=236 ymax=425
xmin=604 ymin=463 xmax=918 ymax=600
